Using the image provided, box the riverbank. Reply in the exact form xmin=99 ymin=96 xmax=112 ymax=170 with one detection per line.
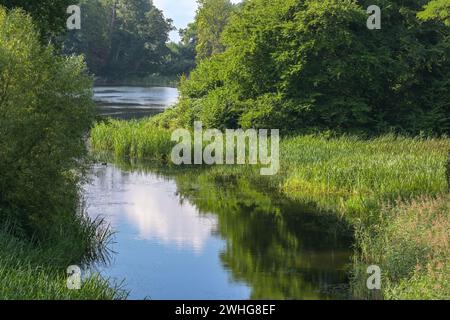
xmin=0 ymin=215 xmax=125 ymax=299
xmin=0 ymin=229 xmax=123 ymax=299
xmin=91 ymin=118 xmax=450 ymax=299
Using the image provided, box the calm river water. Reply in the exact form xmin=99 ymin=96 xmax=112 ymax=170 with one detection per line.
xmin=86 ymin=87 xmax=353 ymax=300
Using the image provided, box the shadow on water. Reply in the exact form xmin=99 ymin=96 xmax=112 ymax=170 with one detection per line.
xmin=85 ymin=156 xmax=355 ymax=300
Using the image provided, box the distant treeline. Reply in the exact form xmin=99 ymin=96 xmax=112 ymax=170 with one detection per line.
xmin=60 ymin=0 xmax=196 ymax=80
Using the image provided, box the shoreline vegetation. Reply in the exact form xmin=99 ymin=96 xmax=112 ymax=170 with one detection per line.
xmin=91 ymin=118 xmax=450 ymax=299
xmin=94 ymin=75 xmax=179 ymax=88
xmin=0 ymin=216 xmax=126 ymax=299
xmin=0 ymin=8 xmax=123 ymax=300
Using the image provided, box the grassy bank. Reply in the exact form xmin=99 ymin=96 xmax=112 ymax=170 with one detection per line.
xmin=0 ymin=7 xmax=125 ymax=300
xmin=91 ymin=118 xmax=450 ymax=299
xmin=0 ymin=212 xmax=126 ymax=300
xmin=0 ymin=229 xmax=123 ymax=299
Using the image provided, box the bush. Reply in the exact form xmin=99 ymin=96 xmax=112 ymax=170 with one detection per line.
xmin=0 ymin=7 xmax=94 ymax=241
xmin=166 ymin=0 xmax=450 ymax=135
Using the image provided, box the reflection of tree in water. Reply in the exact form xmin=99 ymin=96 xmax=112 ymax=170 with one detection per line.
xmin=107 ymin=159 xmax=353 ymax=299
xmin=173 ymin=171 xmax=354 ymax=300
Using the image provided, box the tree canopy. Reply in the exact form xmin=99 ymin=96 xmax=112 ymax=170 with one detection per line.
xmin=159 ymin=0 xmax=450 ymax=135
xmin=0 ymin=0 xmax=73 ymax=41
xmin=64 ymin=0 xmax=174 ymax=78
xmin=418 ymin=0 xmax=450 ymax=26
xmin=195 ymin=0 xmax=236 ymax=60
xmin=0 ymin=7 xmax=94 ymax=239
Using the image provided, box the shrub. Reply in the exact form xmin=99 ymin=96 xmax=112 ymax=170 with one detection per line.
xmin=166 ymin=0 xmax=450 ymax=135
xmin=0 ymin=7 xmax=94 ymax=240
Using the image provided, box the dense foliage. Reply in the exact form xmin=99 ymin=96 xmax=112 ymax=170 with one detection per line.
xmin=163 ymin=25 xmax=197 ymax=76
xmin=0 ymin=0 xmax=73 ymax=41
xmin=159 ymin=0 xmax=450 ymax=135
xmin=0 ymin=7 xmax=94 ymax=240
xmin=418 ymin=0 xmax=450 ymax=26
xmin=195 ymin=0 xmax=236 ymax=60
xmin=0 ymin=6 xmax=122 ymax=299
xmin=64 ymin=0 xmax=174 ymax=79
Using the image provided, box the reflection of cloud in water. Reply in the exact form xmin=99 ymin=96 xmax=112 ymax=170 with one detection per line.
xmin=95 ymin=167 xmax=217 ymax=253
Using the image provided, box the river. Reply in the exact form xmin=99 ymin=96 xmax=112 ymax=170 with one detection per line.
xmin=86 ymin=86 xmax=353 ymax=300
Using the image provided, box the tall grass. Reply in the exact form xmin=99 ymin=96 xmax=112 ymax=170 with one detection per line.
xmin=358 ymin=195 xmax=449 ymax=300
xmin=0 ymin=203 xmax=126 ymax=300
xmin=91 ymin=120 xmax=175 ymax=161
xmin=281 ymin=135 xmax=449 ymax=218
xmin=0 ymin=225 xmax=125 ymax=300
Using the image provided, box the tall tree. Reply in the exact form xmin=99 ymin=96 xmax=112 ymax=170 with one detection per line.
xmin=64 ymin=0 xmax=174 ymax=78
xmin=162 ymin=23 xmax=198 ymax=76
xmin=171 ymin=0 xmax=450 ymax=135
xmin=195 ymin=0 xmax=235 ymax=60
xmin=107 ymin=0 xmax=173 ymax=77
xmin=0 ymin=0 xmax=73 ymax=42
xmin=64 ymin=0 xmax=111 ymax=75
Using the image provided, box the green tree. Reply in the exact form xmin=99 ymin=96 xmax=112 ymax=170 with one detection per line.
xmin=64 ymin=0 xmax=174 ymax=79
xmin=0 ymin=7 xmax=94 ymax=239
xmin=108 ymin=0 xmax=173 ymax=77
xmin=0 ymin=0 xmax=73 ymax=41
xmin=170 ymin=0 xmax=450 ymax=135
xmin=195 ymin=0 xmax=235 ymax=60
xmin=64 ymin=0 xmax=111 ymax=75
xmin=162 ymin=23 xmax=198 ymax=76
xmin=418 ymin=0 xmax=450 ymax=26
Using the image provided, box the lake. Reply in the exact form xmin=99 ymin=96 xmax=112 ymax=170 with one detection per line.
xmin=87 ymin=87 xmax=353 ymax=299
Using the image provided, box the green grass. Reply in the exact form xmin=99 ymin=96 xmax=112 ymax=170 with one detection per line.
xmin=280 ymin=135 xmax=449 ymax=216
xmin=91 ymin=120 xmax=175 ymax=161
xmin=90 ymin=118 xmax=450 ymax=299
xmin=0 ymin=209 xmax=127 ymax=300
xmin=363 ymin=195 xmax=450 ymax=300
xmin=0 ymin=226 xmax=125 ymax=299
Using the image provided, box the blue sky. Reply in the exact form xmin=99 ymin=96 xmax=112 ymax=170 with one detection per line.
xmin=153 ymin=0 xmax=241 ymax=42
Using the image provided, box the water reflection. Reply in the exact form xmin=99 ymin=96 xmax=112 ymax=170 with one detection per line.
xmin=85 ymin=162 xmax=353 ymax=299
xmin=88 ymin=166 xmax=218 ymax=253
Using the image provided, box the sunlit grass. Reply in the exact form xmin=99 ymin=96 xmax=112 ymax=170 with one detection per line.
xmin=280 ymin=135 xmax=449 ymax=217
xmin=360 ymin=195 xmax=450 ymax=300
xmin=91 ymin=120 xmax=174 ymax=160
xmin=0 ymin=226 xmax=126 ymax=300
